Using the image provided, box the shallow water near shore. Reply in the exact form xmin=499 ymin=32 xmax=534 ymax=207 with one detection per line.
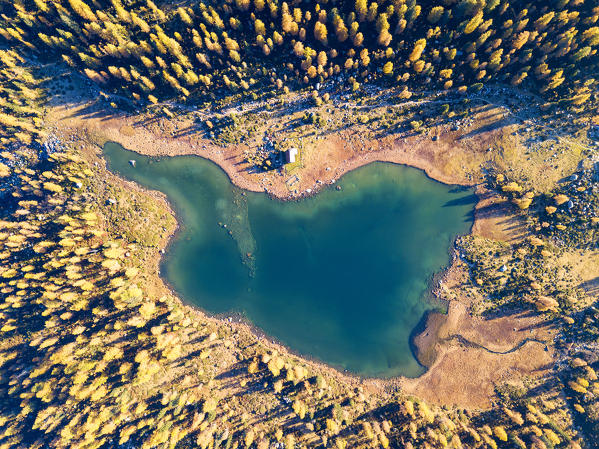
xmin=103 ymin=141 xmax=475 ymax=378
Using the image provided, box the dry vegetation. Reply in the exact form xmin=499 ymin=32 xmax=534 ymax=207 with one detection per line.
xmin=0 ymin=0 xmax=598 ymax=448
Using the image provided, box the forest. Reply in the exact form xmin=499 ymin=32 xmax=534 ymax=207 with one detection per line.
xmin=0 ymin=0 xmax=597 ymax=112
xmin=0 ymin=0 xmax=598 ymax=449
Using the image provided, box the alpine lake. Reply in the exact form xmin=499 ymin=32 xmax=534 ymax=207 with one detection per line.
xmin=103 ymin=141 xmax=475 ymax=378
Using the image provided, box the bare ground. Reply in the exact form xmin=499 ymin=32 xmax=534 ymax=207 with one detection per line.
xmin=405 ymin=299 xmax=556 ymax=408
xmin=46 ymin=99 xmax=498 ymax=197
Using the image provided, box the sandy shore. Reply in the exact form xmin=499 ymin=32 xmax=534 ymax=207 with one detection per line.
xmin=47 ymin=100 xmax=558 ymax=409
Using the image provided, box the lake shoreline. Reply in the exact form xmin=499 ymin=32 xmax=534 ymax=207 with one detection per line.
xmin=105 ymin=141 xmax=474 ymax=379
xmin=90 ymin=115 xmax=481 ymax=380
xmin=46 ymin=99 xmax=489 ymax=202
xmin=96 ymin=120 xmax=477 ymax=201
xmin=47 ymin=101 xmax=555 ymax=409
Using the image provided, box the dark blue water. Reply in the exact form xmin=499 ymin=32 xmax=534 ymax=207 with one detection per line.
xmin=103 ymin=142 xmax=475 ymax=377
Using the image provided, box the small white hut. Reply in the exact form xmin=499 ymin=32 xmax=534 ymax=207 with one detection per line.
xmin=285 ymin=147 xmax=298 ymax=164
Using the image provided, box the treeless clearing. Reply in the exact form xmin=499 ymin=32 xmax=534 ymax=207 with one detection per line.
xmin=408 ymin=257 xmax=557 ymax=409
xmin=46 ymin=97 xmax=509 ymax=199
xmin=403 ymin=336 xmax=554 ymax=409
xmin=472 ymin=186 xmax=528 ymax=244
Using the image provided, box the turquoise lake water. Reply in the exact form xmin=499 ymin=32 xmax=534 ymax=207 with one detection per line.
xmin=103 ymin=142 xmax=475 ymax=378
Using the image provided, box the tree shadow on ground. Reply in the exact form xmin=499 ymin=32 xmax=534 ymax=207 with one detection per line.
xmin=579 ymin=276 xmax=599 ymax=296
xmin=457 ymin=112 xmax=517 ymax=141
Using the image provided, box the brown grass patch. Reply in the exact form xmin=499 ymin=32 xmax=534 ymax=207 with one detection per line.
xmin=119 ymin=125 xmax=136 ymax=136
